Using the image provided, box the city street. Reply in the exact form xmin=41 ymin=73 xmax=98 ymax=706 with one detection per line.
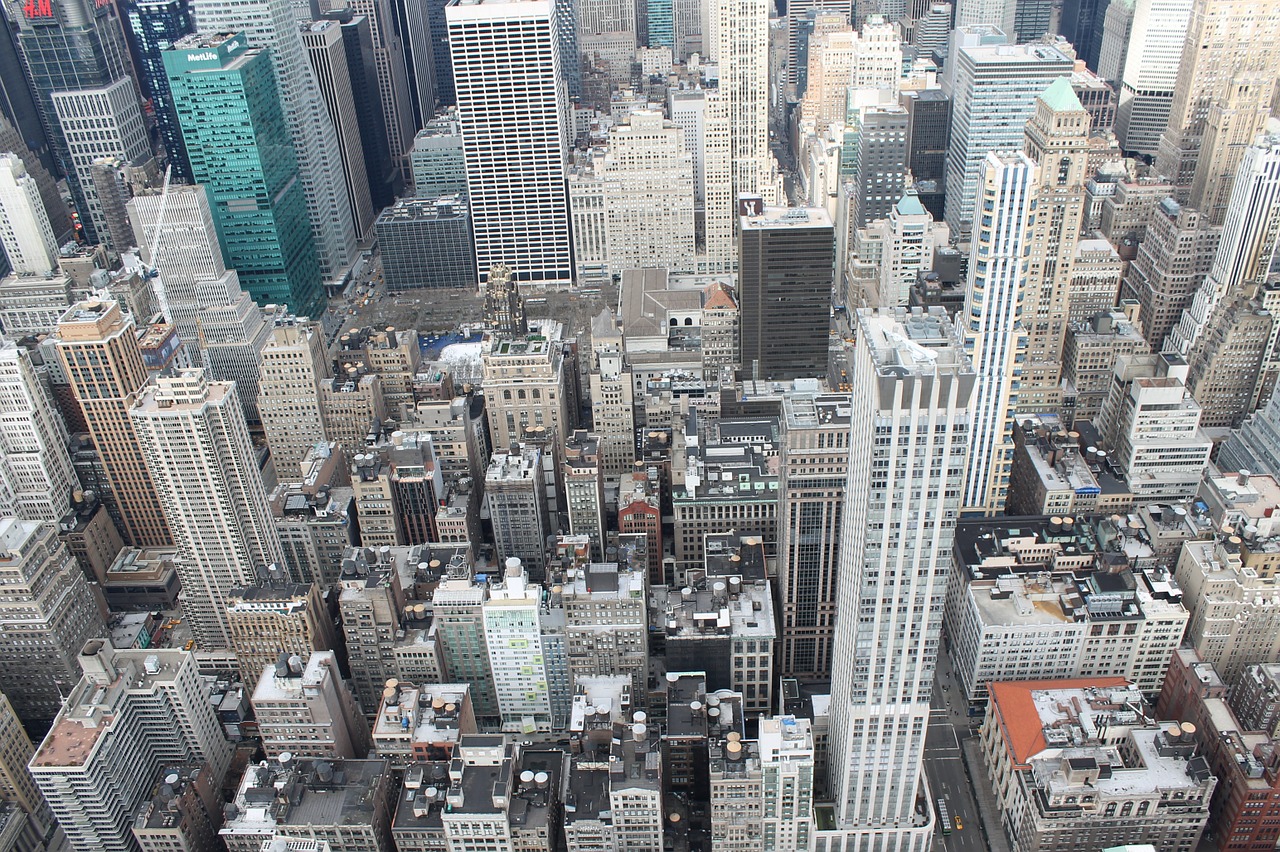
xmin=923 ymin=649 xmax=1006 ymax=852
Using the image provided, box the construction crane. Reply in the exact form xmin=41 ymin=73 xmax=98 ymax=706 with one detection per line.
xmin=141 ymin=163 xmax=173 ymax=324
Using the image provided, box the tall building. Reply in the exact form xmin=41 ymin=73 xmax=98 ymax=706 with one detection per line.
xmin=1121 ymin=198 xmax=1220 ymax=349
xmin=483 ymin=561 xmax=553 ymax=731
xmin=737 ymin=203 xmax=834 ymax=381
xmin=374 ymin=196 xmax=476 ymax=290
xmin=1018 ymin=79 xmax=1091 ymax=412
xmin=778 ymin=392 xmax=850 ymax=680
xmin=189 ymin=0 xmax=357 ymax=281
xmin=760 ymin=715 xmax=816 ymax=852
xmin=320 ymin=8 xmax=401 ymax=210
xmin=30 ymin=642 xmax=233 ymax=852
xmin=119 ymin=0 xmax=197 ymax=183
xmin=942 ymin=34 xmax=1074 ymax=238
xmin=0 ymin=153 xmax=57 ymax=276
xmin=6 ymin=0 xmax=137 ymax=245
xmin=1154 ymin=0 xmax=1280 ymax=223
xmin=0 ymin=691 xmax=50 ymax=836
xmin=342 ymin=0 xmax=416 ymax=184
xmin=126 ymin=184 xmax=247 ymax=350
xmin=447 ymin=0 xmax=573 ymax=287
xmin=250 ymin=650 xmax=369 ymax=760
xmin=480 ymin=320 xmax=571 ymax=449
xmin=485 ymin=444 xmax=552 ymax=574
xmin=258 ymin=318 xmax=332 ymax=475
xmin=57 ymin=300 xmax=172 ymax=548
xmin=301 ymin=19 xmax=375 ymax=241
xmin=960 ymin=152 xmax=1035 ymax=514
xmin=846 ymin=105 xmax=909 ymax=230
xmin=823 ymin=308 xmax=973 ymax=850
xmin=130 ymin=370 xmax=285 ymax=650
xmin=225 ymin=581 xmax=336 ymax=685
xmin=49 ymin=80 xmax=151 ymax=248
xmin=165 ymin=33 xmax=322 ymax=316
xmin=0 ymin=339 xmax=75 ymax=522
xmin=0 ymin=519 xmax=105 ymax=727
xmin=667 ymin=87 xmax=735 ymax=271
xmin=1166 ymin=125 xmax=1280 ymax=357
xmin=1113 ymin=0 xmax=1192 ymax=155
xmin=392 ymin=0 xmax=436 ymax=128
xmin=718 ymin=0 xmax=775 ymax=203
xmin=602 ymin=110 xmax=696 ymax=275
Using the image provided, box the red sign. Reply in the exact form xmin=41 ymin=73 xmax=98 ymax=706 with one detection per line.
xmin=23 ymin=0 xmax=52 ymax=18
xmin=94 ymin=0 xmax=113 ymax=9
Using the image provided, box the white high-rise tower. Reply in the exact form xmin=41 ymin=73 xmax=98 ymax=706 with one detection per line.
xmin=0 ymin=340 xmax=75 ymax=522
xmin=0 ymin=153 xmax=59 ymax=277
xmin=960 ymin=152 xmax=1036 ymax=514
xmin=190 ymin=0 xmax=358 ymax=280
xmin=130 ymin=369 xmax=285 ymax=649
xmin=821 ymin=307 xmax=974 ymax=852
xmin=448 ymin=0 xmax=573 ymax=287
xmin=717 ymin=0 xmax=777 ymax=203
xmin=1166 ymin=124 xmax=1280 ymax=357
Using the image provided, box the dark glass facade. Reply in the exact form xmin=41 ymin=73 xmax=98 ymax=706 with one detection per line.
xmin=119 ymin=0 xmax=195 ymax=182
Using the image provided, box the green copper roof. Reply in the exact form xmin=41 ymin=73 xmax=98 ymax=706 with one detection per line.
xmin=1039 ymin=76 xmax=1085 ymax=113
xmin=895 ymin=189 xmax=928 ymax=217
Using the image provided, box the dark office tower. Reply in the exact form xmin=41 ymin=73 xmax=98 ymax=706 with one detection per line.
xmin=165 ymin=33 xmax=322 ymax=316
xmin=1014 ymin=0 xmax=1054 ymax=41
xmin=321 ymin=9 xmax=400 ymax=210
xmin=391 ymin=0 xmax=435 ymax=128
xmin=119 ymin=0 xmax=195 ymax=183
xmin=7 ymin=0 xmax=137 ymax=245
xmin=424 ymin=0 xmax=454 ymax=106
xmin=849 ymin=105 xmax=909 ymax=229
xmin=738 ymin=200 xmax=835 ymax=381
xmin=1060 ymin=0 xmax=1106 ymax=69
xmin=0 ymin=10 xmax=52 ymax=175
xmin=901 ymin=87 xmax=949 ymax=220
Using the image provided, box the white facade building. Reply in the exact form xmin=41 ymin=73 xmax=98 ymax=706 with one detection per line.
xmin=258 ymin=318 xmax=332 ymax=476
xmin=50 ymin=79 xmax=150 ymax=249
xmin=131 ymin=370 xmax=285 ymax=649
xmin=1113 ymin=0 xmax=1193 ymax=155
xmin=0 ymin=154 xmax=58 ymax=276
xmin=448 ymin=0 xmax=573 ymax=287
xmin=1166 ymin=125 xmax=1280 ymax=357
xmin=942 ymin=35 xmax=1074 ymax=237
xmin=822 ymin=307 xmax=974 ymax=852
xmin=961 ymin=152 xmax=1035 ymax=514
xmin=717 ymin=0 xmax=776 ymax=203
xmin=760 ymin=716 xmax=817 ymax=852
xmin=190 ymin=0 xmax=358 ymax=280
xmin=29 ymin=642 xmax=232 ymax=852
xmin=0 ymin=340 xmax=75 ymax=522
xmin=602 ymin=111 xmax=697 ymax=275
xmin=483 ymin=560 xmax=552 ymax=731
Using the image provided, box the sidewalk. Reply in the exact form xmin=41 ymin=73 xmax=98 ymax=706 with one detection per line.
xmin=960 ymin=737 xmax=1012 ymax=852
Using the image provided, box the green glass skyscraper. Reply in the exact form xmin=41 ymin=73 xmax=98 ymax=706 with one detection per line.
xmin=164 ymin=32 xmax=321 ymax=316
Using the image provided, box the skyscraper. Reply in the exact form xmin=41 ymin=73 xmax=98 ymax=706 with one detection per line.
xmin=30 ymin=642 xmax=233 ymax=852
xmin=1167 ymin=125 xmax=1280 ymax=357
xmin=165 ymin=32 xmax=323 ymax=316
xmin=1154 ymin=0 xmax=1280 ymax=222
xmin=942 ymin=35 xmax=1074 ymax=238
xmin=6 ymin=0 xmax=137 ymax=245
xmin=346 ymin=0 xmax=418 ymax=181
xmin=57 ymin=299 xmax=172 ymax=548
xmin=301 ymin=19 xmax=375 ymax=240
xmin=0 ymin=339 xmax=75 ymax=522
xmin=823 ymin=307 xmax=973 ymax=850
xmin=602 ymin=110 xmax=696 ymax=275
xmin=738 ymin=203 xmax=834 ymax=381
xmin=717 ymin=0 xmax=776 ymax=203
xmin=1113 ymin=0 xmax=1192 ymax=156
xmin=258 ymin=319 xmax=332 ymax=476
xmin=391 ymin=0 xmax=436 ymax=127
xmin=130 ymin=369 xmax=285 ymax=650
xmin=0 ymin=519 xmax=106 ymax=727
xmin=1018 ymin=78 xmax=1091 ymax=413
xmin=126 ymin=184 xmax=247 ymax=349
xmin=119 ymin=0 xmax=197 ymax=182
xmin=960 ymin=152 xmax=1036 ymax=514
xmin=447 ymin=0 xmax=573 ymax=287
xmin=0 ymin=153 xmax=58 ymax=276
xmin=189 ymin=0 xmax=357 ymax=281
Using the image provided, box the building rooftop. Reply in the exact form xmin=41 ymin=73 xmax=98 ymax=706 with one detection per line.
xmin=989 ymin=678 xmax=1138 ymax=766
xmin=222 ymin=757 xmax=388 ymax=835
xmin=1039 ymin=75 xmax=1085 ymax=112
xmin=859 ymin=307 xmax=973 ymax=378
xmin=392 ymin=760 xmax=451 ymax=831
xmin=739 ymin=205 xmax=833 ymax=230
